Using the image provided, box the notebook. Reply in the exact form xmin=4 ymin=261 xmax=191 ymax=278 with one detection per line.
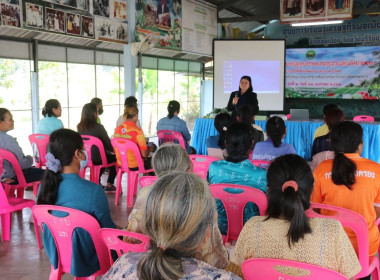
xmin=290 ymin=109 xmax=309 ymax=121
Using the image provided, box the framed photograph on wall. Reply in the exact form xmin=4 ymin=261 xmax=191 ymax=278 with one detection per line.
xmin=1 ymin=3 xmax=21 ymax=27
xmin=66 ymin=12 xmax=81 ymax=35
xmin=25 ymin=3 xmax=43 ymax=29
xmin=81 ymin=15 xmax=94 ymax=38
xmin=45 ymin=7 xmax=65 ymax=33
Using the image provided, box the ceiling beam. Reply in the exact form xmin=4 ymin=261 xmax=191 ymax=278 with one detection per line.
xmin=218 ymin=7 xmax=380 ymax=23
xmin=217 ymin=0 xmax=246 ymax=11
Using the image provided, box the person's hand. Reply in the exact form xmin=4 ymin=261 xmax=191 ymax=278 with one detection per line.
xmin=232 ymin=97 xmax=239 ymax=105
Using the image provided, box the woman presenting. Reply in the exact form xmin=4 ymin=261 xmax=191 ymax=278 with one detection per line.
xmin=227 ymin=75 xmax=259 ymax=121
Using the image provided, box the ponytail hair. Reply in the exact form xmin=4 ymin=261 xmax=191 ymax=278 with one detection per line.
xmin=37 ymin=129 xmax=83 ymax=205
xmin=167 ymin=100 xmax=180 ymax=119
xmin=42 ymin=99 xmax=60 ymax=117
xmin=137 ymin=172 xmax=215 ymax=280
xmin=265 ymin=154 xmax=314 ymax=247
xmin=331 ymin=121 xmax=363 ymax=189
xmin=266 ymin=116 xmax=285 ymax=147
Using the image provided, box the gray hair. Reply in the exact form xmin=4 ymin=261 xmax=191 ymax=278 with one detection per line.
xmin=152 ymin=143 xmax=192 ymax=177
xmin=137 ymin=172 xmax=215 ymax=280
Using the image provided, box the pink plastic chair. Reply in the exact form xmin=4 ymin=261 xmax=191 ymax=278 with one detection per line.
xmin=28 ymin=134 xmax=50 ymax=168
xmin=99 ymin=228 xmax=150 ymax=265
xmin=250 ymin=159 xmax=271 ymax=169
xmin=0 ymin=148 xmax=41 ymax=197
xmin=111 ymin=138 xmax=154 ymax=207
xmin=32 ymin=205 xmax=110 ymax=280
xmin=79 ymin=135 xmax=116 ymax=184
xmin=0 ymin=182 xmax=36 ymax=241
xmin=209 ymin=183 xmax=267 ymax=244
xmin=307 ymin=203 xmax=379 ymax=279
xmin=157 ymin=130 xmax=186 ymax=149
xmin=353 ymin=115 xmax=375 ymax=122
xmin=138 ymin=176 xmax=157 ymax=189
xmin=242 ymin=258 xmax=348 ymax=280
xmin=190 ymin=155 xmax=218 ymax=179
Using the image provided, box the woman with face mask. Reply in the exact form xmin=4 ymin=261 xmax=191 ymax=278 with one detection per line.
xmin=37 ymin=128 xmax=116 ymax=277
xmin=91 ymin=97 xmax=103 ymax=124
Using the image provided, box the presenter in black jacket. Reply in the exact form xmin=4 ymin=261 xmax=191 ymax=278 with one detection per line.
xmin=227 ymin=75 xmax=259 ymax=121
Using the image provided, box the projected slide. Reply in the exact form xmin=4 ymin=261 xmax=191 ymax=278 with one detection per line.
xmin=223 ymin=60 xmax=281 ymax=94
xmin=286 ymin=46 xmax=380 ymax=99
xmin=214 ymin=40 xmax=285 ymax=111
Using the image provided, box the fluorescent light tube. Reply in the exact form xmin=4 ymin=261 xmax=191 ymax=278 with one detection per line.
xmin=291 ymin=20 xmax=343 ymax=27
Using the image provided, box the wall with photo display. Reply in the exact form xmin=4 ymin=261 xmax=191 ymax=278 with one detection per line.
xmin=280 ymin=0 xmax=354 ymax=23
xmin=0 ymin=0 xmax=127 ymax=43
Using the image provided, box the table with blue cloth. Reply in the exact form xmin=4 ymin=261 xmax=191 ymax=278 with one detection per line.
xmin=191 ymin=118 xmax=380 ymax=163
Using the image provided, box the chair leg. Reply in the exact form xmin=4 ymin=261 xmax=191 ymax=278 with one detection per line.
xmin=49 ymin=265 xmax=63 ymax=280
xmin=33 ymin=214 xmax=42 ymax=249
xmin=33 ymin=182 xmax=39 ymax=196
xmin=115 ymin=170 xmax=122 ymax=205
xmin=127 ymin=172 xmax=138 ymax=207
xmin=1 ymin=212 xmax=11 ymax=241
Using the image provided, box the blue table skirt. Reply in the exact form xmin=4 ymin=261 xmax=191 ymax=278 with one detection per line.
xmin=192 ymin=118 xmax=380 ymax=163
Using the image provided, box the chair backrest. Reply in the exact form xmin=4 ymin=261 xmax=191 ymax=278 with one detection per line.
xmin=32 ymin=205 xmax=110 ymax=277
xmin=209 ymin=183 xmax=267 ymax=242
xmin=99 ymin=228 xmax=150 ymax=265
xmin=242 ymin=258 xmax=348 ymax=280
xmin=28 ymin=134 xmax=50 ymax=167
xmin=138 ymin=176 xmax=157 ymax=188
xmin=157 ymin=130 xmax=186 ymax=149
xmin=111 ymin=138 xmax=147 ymax=172
xmin=190 ymin=155 xmax=218 ymax=179
xmin=306 ymin=203 xmax=369 ymax=278
xmin=0 ymin=148 xmax=27 ymax=186
xmin=81 ymin=135 xmax=109 ymax=167
xmin=353 ymin=115 xmax=375 ymax=122
xmin=250 ymin=159 xmax=271 ymax=169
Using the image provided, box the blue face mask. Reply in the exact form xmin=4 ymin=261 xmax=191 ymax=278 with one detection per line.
xmin=80 ymin=150 xmax=88 ymax=170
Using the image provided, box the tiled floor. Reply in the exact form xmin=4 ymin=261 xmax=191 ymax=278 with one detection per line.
xmin=0 ymin=174 xmax=131 ymax=280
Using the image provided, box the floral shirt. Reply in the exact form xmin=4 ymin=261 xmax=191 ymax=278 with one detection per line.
xmin=102 ymin=252 xmax=241 ymax=280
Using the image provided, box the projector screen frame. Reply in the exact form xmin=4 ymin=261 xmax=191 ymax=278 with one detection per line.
xmin=213 ymin=39 xmax=286 ymax=112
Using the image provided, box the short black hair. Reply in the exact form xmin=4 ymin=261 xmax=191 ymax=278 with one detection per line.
xmin=125 ymin=96 xmax=137 ymax=107
xmin=323 ymin=104 xmax=338 ymax=116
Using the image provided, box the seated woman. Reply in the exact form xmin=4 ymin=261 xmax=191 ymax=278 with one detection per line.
xmin=37 ymin=128 xmax=116 ymax=277
xmin=251 ymin=116 xmax=296 ymax=161
xmin=125 ymin=143 xmax=228 ymax=269
xmin=36 ymin=99 xmax=64 ymax=134
xmin=104 ymin=172 xmax=240 ymax=280
xmin=231 ymin=154 xmax=361 ymax=279
xmin=208 ymin=122 xmax=267 ymax=235
xmin=156 ymin=100 xmax=196 ymax=154
xmin=206 ymin=112 xmax=231 ymax=159
xmin=77 ymin=103 xmax=117 ymax=192
xmin=0 ymin=108 xmax=45 ymax=183
xmin=311 ymin=108 xmax=344 ymax=156
xmin=114 ymin=105 xmax=153 ymax=170
xmin=312 ymin=121 xmax=380 ymax=258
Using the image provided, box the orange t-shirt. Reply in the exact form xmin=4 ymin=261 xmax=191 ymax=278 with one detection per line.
xmin=311 ymin=153 xmax=380 ymax=256
xmin=114 ymin=121 xmax=147 ymax=168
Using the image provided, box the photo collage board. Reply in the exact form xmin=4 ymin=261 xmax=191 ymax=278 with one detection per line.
xmin=280 ymin=0 xmax=353 ymax=23
xmin=0 ymin=0 xmax=127 ymax=43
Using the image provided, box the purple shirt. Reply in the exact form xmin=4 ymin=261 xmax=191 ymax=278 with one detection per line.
xmin=251 ymin=139 xmax=297 ymax=161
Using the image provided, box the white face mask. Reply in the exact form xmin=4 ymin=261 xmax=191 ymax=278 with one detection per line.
xmin=80 ymin=150 xmax=88 ymax=170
